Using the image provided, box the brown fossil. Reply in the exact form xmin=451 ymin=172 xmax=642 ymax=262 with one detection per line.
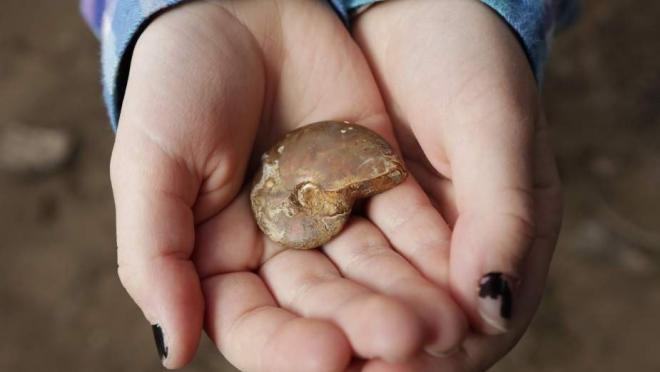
xmin=250 ymin=121 xmax=407 ymax=249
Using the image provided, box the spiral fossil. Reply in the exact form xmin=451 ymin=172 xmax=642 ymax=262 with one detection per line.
xmin=250 ymin=121 xmax=407 ymax=249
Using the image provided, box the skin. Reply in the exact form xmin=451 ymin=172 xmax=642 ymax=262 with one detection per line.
xmin=110 ymin=0 xmax=562 ymax=371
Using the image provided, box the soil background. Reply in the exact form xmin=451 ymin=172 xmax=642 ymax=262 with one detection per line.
xmin=1 ymin=1 xmax=659 ymax=371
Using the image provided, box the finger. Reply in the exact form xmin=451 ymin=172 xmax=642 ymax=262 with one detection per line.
xmin=112 ymin=3 xmax=264 ymax=367
xmin=406 ymin=161 xmax=458 ymax=227
xmin=323 ymin=218 xmax=467 ymax=355
xmin=354 ymin=0 xmax=539 ymax=334
xmin=359 ymin=353 xmax=464 ymax=372
xmin=365 ymin=175 xmax=453 ymax=286
xmin=360 ymin=357 xmax=433 ymax=372
xmin=204 ymin=272 xmax=351 ymax=372
xmin=261 ymin=248 xmax=424 ymax=362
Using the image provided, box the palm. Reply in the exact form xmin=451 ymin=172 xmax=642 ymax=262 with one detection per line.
xmin=187 ymin=1 xmax=466 ymax=370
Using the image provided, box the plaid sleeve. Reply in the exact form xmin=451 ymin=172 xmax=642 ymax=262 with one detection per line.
xmin=82 ymin=0 xmax=576 ymax=129
xmin=80 ymin=0 xmax=187 ymax=129
xmin=329 ymin=0 xmax=579 ymax=81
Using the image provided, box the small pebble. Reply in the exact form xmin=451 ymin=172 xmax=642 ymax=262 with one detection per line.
xmin=0 ymin=123 xmax=75 ymax=174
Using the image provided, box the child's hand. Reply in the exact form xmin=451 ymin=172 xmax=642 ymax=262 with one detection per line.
xmin=346 ymin=0 xmax=563 ymax=369
xmin=111 ymin=1 xmax=467 ymax=370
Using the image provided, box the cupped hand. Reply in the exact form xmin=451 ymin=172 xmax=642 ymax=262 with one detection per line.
xmin=349 ymin=0 xmax=563 ymax=370
xmin=111 ymin=1 xmax=470 ymax=371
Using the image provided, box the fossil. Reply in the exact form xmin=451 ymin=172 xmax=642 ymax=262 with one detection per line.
xmin=250 ymin=121 xmax=407 ymax=249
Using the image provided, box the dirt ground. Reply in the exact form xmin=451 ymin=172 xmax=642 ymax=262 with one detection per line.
xmin=1 ymin=1 xmax=659 ymax=371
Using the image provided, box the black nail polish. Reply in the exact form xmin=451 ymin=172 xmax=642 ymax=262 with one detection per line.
xmin=477 ymin=272 xmax=517 ymax=334
xmin=152 ymin=324 xmax=168 ymax=361
xmin=478 ymin=272 xmax=513 ymax=319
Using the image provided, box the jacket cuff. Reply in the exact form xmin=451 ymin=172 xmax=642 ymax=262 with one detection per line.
xmin=87 ymin=0 xmax=187 ymax=130
xmin=328 ymin=0 xmax=577 ymax=82
xmin=89 ymin=0 xmax=575 ymax=129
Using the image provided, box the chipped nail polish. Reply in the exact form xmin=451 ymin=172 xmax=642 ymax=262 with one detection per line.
xmin=477 ymin=272 xmax=514 ymax=333
xmin=152 ymin=324 xmax=168 ymax=361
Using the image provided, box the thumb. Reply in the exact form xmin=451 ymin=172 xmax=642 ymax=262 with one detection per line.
xmin=447 ymin=85 xmax=538 ymax=335
xmin=111 ymin=127 xmax=204 ymax=368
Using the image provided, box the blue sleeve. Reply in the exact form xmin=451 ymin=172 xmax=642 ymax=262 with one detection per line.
xmin=84 ymin=0 xmax=187 ymax=130
xmin=329 ymin=0 xmax=578 ymax=81
xmin=86 ymin=0 xmax=576 ymax=129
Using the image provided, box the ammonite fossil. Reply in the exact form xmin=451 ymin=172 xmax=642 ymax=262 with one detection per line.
xmin=250 ymin=121 xmax=407 ymax=249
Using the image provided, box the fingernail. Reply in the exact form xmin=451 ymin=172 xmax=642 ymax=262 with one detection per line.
xmin=477 ymin=272 xmax=515 ymax=334
xmin=424 ymin=344 xmax=462 ymax=358
xmin=152 ymin=324 xmax=169 ymax=361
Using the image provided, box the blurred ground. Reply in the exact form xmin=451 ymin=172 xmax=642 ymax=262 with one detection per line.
xmin=1 ymin=1 xmax=658 ymax=371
